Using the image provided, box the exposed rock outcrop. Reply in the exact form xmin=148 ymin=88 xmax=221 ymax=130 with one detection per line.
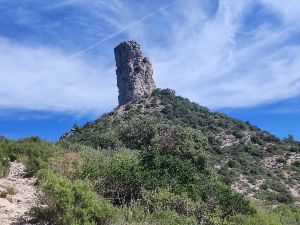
xmin=114 ymin=41 xmax=156 ymax=105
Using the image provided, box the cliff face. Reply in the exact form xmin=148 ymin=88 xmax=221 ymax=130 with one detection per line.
xmin=114 ymin=41 xmax=156 ymax=106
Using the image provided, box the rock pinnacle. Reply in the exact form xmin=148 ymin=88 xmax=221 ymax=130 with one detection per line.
xmin=114 ymin=40 xmax=156 ymax=105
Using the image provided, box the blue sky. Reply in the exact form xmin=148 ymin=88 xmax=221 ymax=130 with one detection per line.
xmin=0 ymin=0 xmax=300 ymax=141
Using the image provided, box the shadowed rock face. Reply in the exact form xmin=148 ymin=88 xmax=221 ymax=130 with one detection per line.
xmin=114 ymin=41 xmax=156 ymax=106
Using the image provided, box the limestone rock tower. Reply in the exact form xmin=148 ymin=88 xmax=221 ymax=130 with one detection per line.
xmin=114 ymin=41 xmax=156 ymax=105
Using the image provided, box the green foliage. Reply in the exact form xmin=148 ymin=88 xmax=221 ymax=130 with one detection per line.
xmin=285 ymin=134 xmax=296 ymax=143
xmin=215 ymin=183 xmax=256 ymax=217
xmin=231 ymin=213 xmax=283 ymax=225
xmin=140 ymin=149 xmax=198 ymax=193
xmin=259 ymin=181 xmax=293 ymax=204
xmin=273 ymin=204 xmax=300 ymax=225
xmin=151 ymin=125 xmax=209 ymax=170
xmin=276 ymin=157 xmax=287 ymax=164
xmin=34 ymin=170 xmax=118 ymax=225
xmin=79 ymin=147 xmax=255 ymax=222
xmin=218 ymin=143 xmax=268 ymax=185
xmin=3 ymin=89 xmax=299 ymax=224
xmin=0 ymin=137 xmax=63 ymax=173
xmin=118 ymin=117 xmax=157 ymax=149
xmin=141 ymin=188 xmax=197 ymax=216
xmin=230 ymin=204 xmax=300 ymax=225
xmin=53 ymin=140 xmax=253 ymax=224
xmin=68 ymin=115 xmax=209 ymax=170
xmin=151 ymin=88 xmax=256 ymax=139
xmin=117 ymin=205 xmax=197 ymax=225
xmin=105 ymin=151 xmax=142 ymax=205
xmin=291 ymin=160 xmax=300 ymax=168
xmin=72 ymin=124 xmax=81 ymax=133
xmin=0 ymin=151 xmax=9 ymax=178
xmin=64 ymin=89 xmax=300 ymax=207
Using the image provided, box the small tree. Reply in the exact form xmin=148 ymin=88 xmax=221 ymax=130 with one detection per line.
xmin=286 ymin=134 xmax=295 ymax=143
xmin=72 ymin=124 xmax=81 ymax=133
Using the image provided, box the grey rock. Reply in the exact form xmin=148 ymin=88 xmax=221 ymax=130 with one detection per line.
xmin=114 ymin=40 xmax=156 ymax=105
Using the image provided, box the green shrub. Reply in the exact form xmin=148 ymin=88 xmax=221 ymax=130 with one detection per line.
xmin=2 ymin=138 xmax=63 ymax=173
xmin=78 ymin=147 xmax=254 ymax=220
xmin=140 ymin=149 xmax=198 ymax=193
xmin=228 ymin=160 xmax=240 ymax=168
xmin=230 ymin=204 xmax=300 ymax=225
xmin=49 ymin=152 xmax=84 ymax=180
xmin=276 ymin=158 xmax=287 ymax=164
xmin=141 ymin=209 xmax=197 ymax=225
xmin=273 ymin=204 xmax=300 ymax=225
xmin=34 ymin=170 xmax=118 ymax=225
xmin=291 ymin=161 xmax=300 ymax=168
xmin=0 ymin=139 xmax=11 ymax=178
xmin=118 ymin=117 xmax=157 ymax=149
xmin=260 ymin=181 xmax=293 ymax=204
xmin=140 ymin=188 xmax=197 ymax=216
xmin=117 ymin=205 xmax=197 ymax=225
xmin=230 ymin=212 xmax=282 ymax=225
xmin=105 ymin=151 xmax=142 ymax=205
xmin=151 ymin=125 xmax=209 ymax=170
xmin=78 ymin=150 xmax=110 ymax=192
xmin=0 ymin=156 xmax=9 ymax=178
xmin=260 ymin=190 xmax=293 ymax=204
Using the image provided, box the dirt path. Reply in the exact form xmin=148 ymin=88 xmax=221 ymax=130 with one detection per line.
xmin=0 ymin=161 xmax=38 ymax=225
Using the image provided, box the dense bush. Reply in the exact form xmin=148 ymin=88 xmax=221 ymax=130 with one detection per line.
xmin=104 ymin=151 xmax=142 ymax=205
xmin=118 ymin=117 xmax=156 ymax=149
xmin=230 ymin=204 xmax=300 ymax=225
xmin=49 ymin=152 xmax=84 ymax=180
xmin=78 ymin=148 xmax=256 ymax=222
xmin=140 ymin=149 xmax=198 ymax=193
xmin=140 ymin=188 xmax=197 ymax=216
xmin=33 ymin=170 xmax=118 ymax=225
xmin=1 ymin=137 xmax=63 ymax=173
xmin=0 ymin=135 xmax=297 ymax=225
xmin=259 ymin=181 xmax=293 ymax=204
xmin=117 ymin=206 xmax=198 ymax=225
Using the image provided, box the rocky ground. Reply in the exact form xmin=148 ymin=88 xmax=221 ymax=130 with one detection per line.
xmin=0 ymin=162 xmax=38 ymax=225
xmin=232 ymin=153 xmax=300 ymax=205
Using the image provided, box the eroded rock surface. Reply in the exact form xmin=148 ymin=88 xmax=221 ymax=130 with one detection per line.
xmin=114 ymin=40 xmax=156 ymax=105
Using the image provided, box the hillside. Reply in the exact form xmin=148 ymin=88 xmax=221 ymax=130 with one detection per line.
xmin=64 ymin=88 xmax=300 ymax=206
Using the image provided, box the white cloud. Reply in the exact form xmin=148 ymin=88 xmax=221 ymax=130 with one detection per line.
xmin=0 ymin=38 xmax=117 ymax=115
xmin=138 ymin=0 xmax=300 ymax=108
xmin=260 ymin=0 xmax=300 ymax=23
xmin=1 ymin=0 xmax=300 ymax=115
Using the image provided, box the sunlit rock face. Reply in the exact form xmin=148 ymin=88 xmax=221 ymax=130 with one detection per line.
xmin=114 ymin=40 xmax=156 ymax=106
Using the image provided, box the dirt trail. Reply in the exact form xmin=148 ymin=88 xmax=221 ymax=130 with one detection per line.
xmin=0 ymin=161 xmax=38 ymax=225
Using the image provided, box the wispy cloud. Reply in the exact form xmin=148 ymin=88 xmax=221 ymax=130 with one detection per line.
xmin=142 ymin=0 xmax=300 ymax=108
xmin=0 ymin=37 xmax=117 ymax=115
xmin=1 ymin=0 xmax=300 ymax=116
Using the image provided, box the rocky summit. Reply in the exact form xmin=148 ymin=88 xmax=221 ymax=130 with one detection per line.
xmin=114 ymin=40 xmax=156 ymax=106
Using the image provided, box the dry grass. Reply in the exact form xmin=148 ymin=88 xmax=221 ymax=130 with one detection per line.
xmin=49 ymin=153 xmax=84 ymax=180
xmin=0 ymin=185 xmax=17 ymax=198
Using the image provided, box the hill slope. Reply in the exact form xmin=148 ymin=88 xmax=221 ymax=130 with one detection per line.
xmin=0 ymin=89 xmax=299 ymax=225
xmin=64 ymin=88 xmax=300 ymax=205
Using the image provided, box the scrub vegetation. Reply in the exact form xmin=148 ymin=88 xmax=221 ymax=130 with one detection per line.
xmin=0 ymin=89 xmax=299 ymax=224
